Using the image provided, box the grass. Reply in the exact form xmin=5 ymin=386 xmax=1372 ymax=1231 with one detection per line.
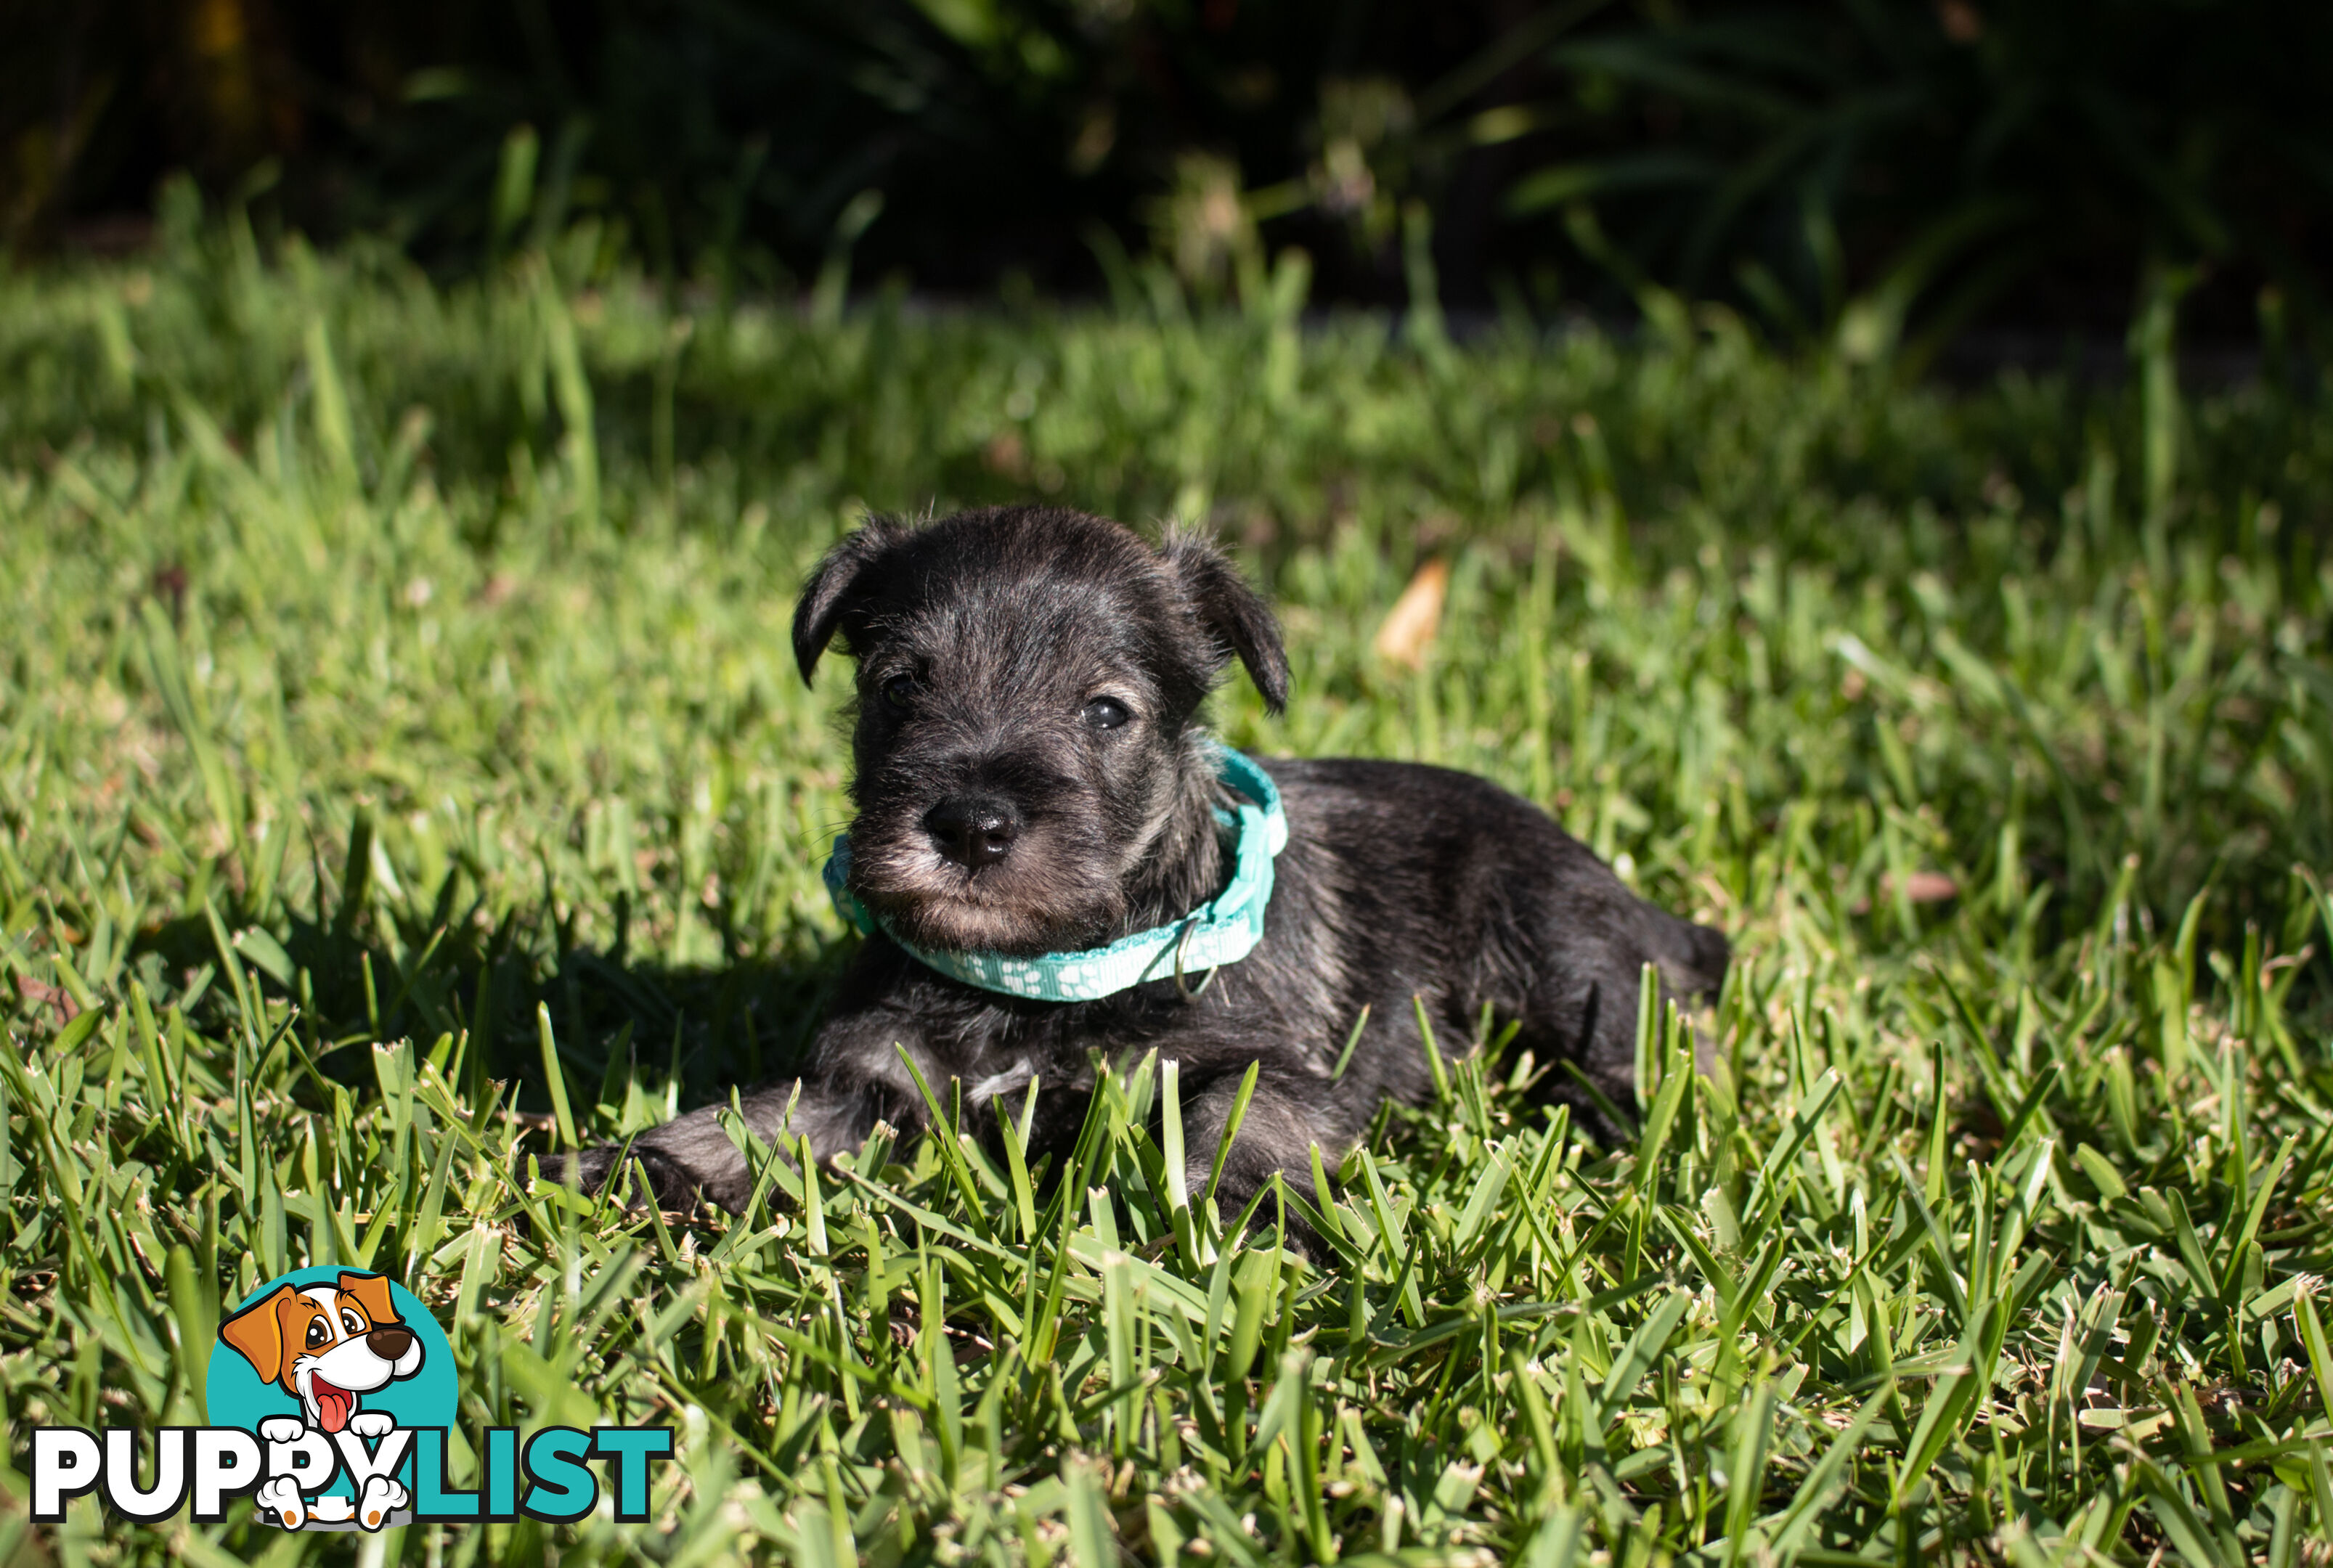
xmin=1 ymin=224 xmax=2331 ymax=1566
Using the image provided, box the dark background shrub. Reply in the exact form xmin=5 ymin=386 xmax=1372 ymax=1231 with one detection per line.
xmin=8 ymin=1 xmax=2330 ymax=354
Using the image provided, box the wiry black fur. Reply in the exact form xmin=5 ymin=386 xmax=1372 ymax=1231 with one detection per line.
xmin=561 ymin=505 xmax=1729 ymax=1237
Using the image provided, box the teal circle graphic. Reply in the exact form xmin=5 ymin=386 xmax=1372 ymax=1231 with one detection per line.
xmin=205 ymin=1266 xmax=458 ymax=1503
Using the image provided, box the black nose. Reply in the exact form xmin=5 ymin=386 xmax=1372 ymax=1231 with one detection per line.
xmin=366 ymin=1326 xmax=413 ymax=1360
xmin=924 ymin=796 xmax=1019 ymax=867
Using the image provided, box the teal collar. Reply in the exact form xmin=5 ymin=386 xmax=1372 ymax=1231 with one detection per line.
xmin=822 ymin=741 xmax=1287 ymax=1002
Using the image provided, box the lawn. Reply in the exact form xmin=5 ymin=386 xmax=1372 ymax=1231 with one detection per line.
xmin=1 ymin=220 xmax=2332 ymax=1567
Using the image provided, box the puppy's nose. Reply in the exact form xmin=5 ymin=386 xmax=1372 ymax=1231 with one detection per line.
xmin=366 ymin=1326 xmax=414 ymax=1360
xmin=924 ymin=796 xmax=1019 ymax=867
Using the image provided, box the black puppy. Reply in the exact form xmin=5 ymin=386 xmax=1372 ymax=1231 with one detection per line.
xmin=565 ymin=506 xmax=1727 ymax=1228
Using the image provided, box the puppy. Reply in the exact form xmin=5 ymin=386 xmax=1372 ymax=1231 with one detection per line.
xmin=566 ymin=506 xmax=1727 ymax=1237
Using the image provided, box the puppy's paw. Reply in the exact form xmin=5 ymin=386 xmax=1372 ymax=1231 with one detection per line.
xmin=347 ymin=1410 xmax=396 ymax=1440
xmin=255 ymin=1474 xmax=307 ymax=1530
xmin=1197 ymin=1170 xmax=1326 ymax=1265
xmin=358 ymin=1475 xmax=410 ymax=1530
xmin=258 ymin=1416 xmax=309 ymax=1444
xmin=534 ymin=1143 xmax=704 ymax=1212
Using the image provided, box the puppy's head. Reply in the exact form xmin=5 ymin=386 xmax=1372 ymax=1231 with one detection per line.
xmin=217 ymin=1271 xmax=423 ymax=1434
xmin=796 ymin=506 xmax=1287 ymax=955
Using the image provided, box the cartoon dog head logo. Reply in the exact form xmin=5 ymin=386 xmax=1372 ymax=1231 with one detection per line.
xmin=206 ymin=1267 xmax=455 ymax=1531
xmin=219 ymin=1271 xmax=425 ymax=1436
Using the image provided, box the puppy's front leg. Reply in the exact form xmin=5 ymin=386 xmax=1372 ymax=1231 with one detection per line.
xmin=1177 ymin=1069 xmax=1331 ymax=1256
xmin=555 ymin=988 xmax=944 ymax=1211
xmin=561 ymin=1074 xmax=883 ymax=1213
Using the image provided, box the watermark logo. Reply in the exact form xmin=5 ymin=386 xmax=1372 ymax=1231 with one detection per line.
xmin=29 ymin=1265 xmax=673 ymax=1532
xmin=210 ymin=1267 xmax=457 ymax=1530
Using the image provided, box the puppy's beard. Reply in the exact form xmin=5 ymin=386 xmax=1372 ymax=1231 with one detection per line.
xmin=849 ymin=832 xmax=1123 ymax=956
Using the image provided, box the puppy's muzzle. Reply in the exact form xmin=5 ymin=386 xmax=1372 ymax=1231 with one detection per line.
xmin=365 ymin=1326 xmax=415 ymax=1360
xmin=924 ymin=795 xmax=1020 ymax=867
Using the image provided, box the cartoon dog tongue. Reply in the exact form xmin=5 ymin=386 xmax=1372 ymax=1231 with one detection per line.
xmin=313 ymin=1379 xmax=354 ymax=1433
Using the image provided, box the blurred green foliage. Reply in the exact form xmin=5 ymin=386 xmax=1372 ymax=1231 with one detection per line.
xmin=9 ymin=1 xmax=2329 ymax=356
xmin=1500 ymin=0 xmax=2333 ymax=356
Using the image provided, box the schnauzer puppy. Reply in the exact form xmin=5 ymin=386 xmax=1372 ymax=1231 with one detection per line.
xmin=564 ymin=505 xmax=1727 ymax=1233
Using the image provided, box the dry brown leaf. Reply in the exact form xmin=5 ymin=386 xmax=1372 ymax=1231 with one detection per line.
xmin=982 ymin=430 xmax=1028 ymax=480
xmin=1374 ymin=557 xmax=1450 ymax=669
xmin=1937 ymin=1 xmax=1984 ymax=43
xmin=13 ymin=975 xmax=81 ymax=1024
xmin=1899 ymin=871 xmax=1959 ymax=903
xmin=1850 ymin=870 xmax=1960 ymax=914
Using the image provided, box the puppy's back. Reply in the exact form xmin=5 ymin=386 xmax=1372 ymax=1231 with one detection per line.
xmin=1261 ymin=754 xmax=1727 ymax=1124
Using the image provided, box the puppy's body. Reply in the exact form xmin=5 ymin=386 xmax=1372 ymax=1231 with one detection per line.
xmin=571 ymin=507 xmax=1726 ymax=1225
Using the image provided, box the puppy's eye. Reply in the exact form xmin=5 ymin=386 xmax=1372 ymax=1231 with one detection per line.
xmin=343 ymin=1309 xmax=365 ymax=1336
xmin=306 ymin=1320 xmax=330 ymax=1348
xmin=1082 ymin=696 xmax=1131 ymax=731
xmin=881 ymin=674 xmax=916 ymax=714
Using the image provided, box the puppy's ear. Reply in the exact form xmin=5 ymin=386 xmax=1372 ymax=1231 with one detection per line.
xmin=219 ymin=1285 xmax=294 ymax=1381
xmin=338 ymin=1271 xmax=399 ymax=1328
xmin=1165 ymin=531 xmax=1290 ymax=714
xmin=793 ymin=518 xmax=910 ymax=685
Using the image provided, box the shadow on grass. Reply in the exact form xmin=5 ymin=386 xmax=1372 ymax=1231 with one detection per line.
xmin=129 ymin=894 xmax=854 ymax=1133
